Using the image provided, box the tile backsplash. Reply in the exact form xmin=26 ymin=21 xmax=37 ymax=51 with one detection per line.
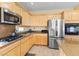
xmin=15 ymin=25 xmax=47 ymax=33
xmin=30 ymin=26 xmax=47 ymax=31
xmin=0 ymin=24 xmax=15 ymax=38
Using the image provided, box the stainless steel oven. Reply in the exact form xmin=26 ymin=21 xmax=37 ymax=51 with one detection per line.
xmin=65 ymin=23 xmax=79 ymax=35
xmin=0 ymin=7 xmax=22 ymax=24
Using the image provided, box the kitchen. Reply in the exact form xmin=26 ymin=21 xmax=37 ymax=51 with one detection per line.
xmin=0 ymin=2 xmax=79 ymax=56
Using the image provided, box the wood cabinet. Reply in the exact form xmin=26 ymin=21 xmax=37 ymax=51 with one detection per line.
xmin=13 ymin=3 xmax=21 ymax=15
xmin=71 ymin=10 xmax=79 ymax=21
xmin=63 ymin=10 xmax=72 ymax=21
xmin=33 ymin=34 xmax=47 ymax=46
xmin=40 ymin=36 xmax=47 ymax=45
xmin=63 ymin=10 xmax=79 ymax=23
xmin=0 ymin=2 xmax=14 ymax=11
xmin=31 ymin=14 xmax=62 ymax=26
xmin=21 ymin=43 xmax=27 ymax=56
xmin=0 ymin=35 xmax=34 ymax=56
xmin=0 ymin=34 xmax=47 ymax=56
xmin=65 ymin=35 xmax=79 ymax=42
xmin=31 ymin=15 xmax=48 ymax=26
xmin=20 ymin=38 xmax=27 ymax=56
xmin=0 ymin=40 xmax=20 ymax=56
xmin=21 ymin=9 xmax=30 ymax=26
xmin=4 ymin=46 xmax=20 ymax=56
xmin=20 ymin=35 xmax=33 ymax=56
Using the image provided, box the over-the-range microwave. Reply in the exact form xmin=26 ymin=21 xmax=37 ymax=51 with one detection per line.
xmin=0 ymin=7 xmax=22 ymax=24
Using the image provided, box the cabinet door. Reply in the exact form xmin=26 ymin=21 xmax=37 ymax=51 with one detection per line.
xmin=0 ymin=2 xmax=14 ymax=11
xmin=35 ymin=36 xmax=41 ymax=45
xmin=13 ymin=3 xmax=21 ymax=15
xmin=4 ymin=46 xmax=20 ymax=56
xmin=21 ymin=9 xmax=30 ymax=26
xmin=63 ymin=10 xmax=79 ymax=23
xmin=71 ymin=10 xmax=79 ymax=21
xmin=40 ymin=36 xmax=47 ymax=45
xmin=34 ymin=35 xmax=47 ymax=46
xmin=20 ymin=35 xmax=33 ymax=56
xmin=31 ymin=16 xmax=47 ymax=26
xmin=20 ymin=38 xmax=27 ymax=56
xmin=63 ymin=10 xmax=72 ymax=21
xmin=65 ymin=35 xmax=73 ymax=41
xmin=21 ymin=43 xmax=27 ymax=56
xmin=0 ymin=41 xmax=20 ymax=56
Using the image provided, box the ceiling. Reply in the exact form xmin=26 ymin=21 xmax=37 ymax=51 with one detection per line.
xmin=18 ymin=2 xmax=79 ymax=15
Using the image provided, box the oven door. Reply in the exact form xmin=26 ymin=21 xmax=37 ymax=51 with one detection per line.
xmin=65 ymin=23 xmax=79 ymax=35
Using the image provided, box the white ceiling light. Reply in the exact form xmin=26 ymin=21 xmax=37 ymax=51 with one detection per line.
xmin=30 ymin=2 xmax=34 ymax=5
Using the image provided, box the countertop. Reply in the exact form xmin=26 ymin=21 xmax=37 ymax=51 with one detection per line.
xmin=57 ymin=39 xmax=79 ymax=56
xmin=0 ymin=33 xmax=31 ymax=49
xmin=0 ymin=32 xmax=47 ymax=49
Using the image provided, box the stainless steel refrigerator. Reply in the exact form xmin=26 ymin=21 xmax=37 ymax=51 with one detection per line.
xmin=48 ymin=19 xmax=64 ymax=49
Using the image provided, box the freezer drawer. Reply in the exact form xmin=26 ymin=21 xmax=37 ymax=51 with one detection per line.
xmin=48 ymin=38 xmax=58 ymax=49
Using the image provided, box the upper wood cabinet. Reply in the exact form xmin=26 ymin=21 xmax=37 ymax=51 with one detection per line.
xmin=21 ymin=9 xmax=30 ymax=26
xmin=71 ymin=10 xmax=79 ymax=20
xmin=13 ymin=3 xmax=22 ymax=15
xmin=31 ymin=14 xmax=62 ymax=26
xmin=63 ymin=10 xmax=79 ymax=23
xmin=0 ymin=2 xmax=14 ymax=11
xmin=31 ymin=15 xmax=48 ymax=26
xmin=63 ymin=10 xmax=72 ymax=21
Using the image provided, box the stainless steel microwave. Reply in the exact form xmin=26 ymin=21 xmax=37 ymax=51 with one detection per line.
xmin=0 ymin=7 xmax=22 ymax=24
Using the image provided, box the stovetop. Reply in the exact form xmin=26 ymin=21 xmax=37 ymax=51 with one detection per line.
xmin=0 ymin=35 xmax=23 ymax=42
xmin=0 ymin=34 xmax=23 ymax=47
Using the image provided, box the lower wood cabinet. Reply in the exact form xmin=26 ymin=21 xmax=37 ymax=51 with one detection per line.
xmin=40 ymin=36 xmax=47 ymax=45
xmin=0 ymin=40 xmax=20 ymax=56
xmin=20 ymin=35 xmax=33 ymax=56
xmin=4 ymin=46 xmax=20 ymax=56
xmin=20 ymin=37 xmax=29 ymax=56
xmin=21 ymin=43 xmax=27 ymax=56
xmin=20 ymin=34 xmax=47 ymax=56
xmin=34 ymin=34 xmax=47 ymax=46
xmin=0 ymin=34 xmax=47 ymax=56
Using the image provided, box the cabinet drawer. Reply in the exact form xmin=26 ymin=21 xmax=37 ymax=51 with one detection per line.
xmin=4 ymin=46 xmax=20 ymax=56
xmin=0 ymin=40 xmax=20 ymax=55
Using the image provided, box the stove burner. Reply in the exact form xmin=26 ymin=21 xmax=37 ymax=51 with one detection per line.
xmin=0 ymin=35 xmax=23 ymax=42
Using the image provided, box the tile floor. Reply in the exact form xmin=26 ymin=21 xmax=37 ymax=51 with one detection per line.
xmin=27 ymin=45 xmax=59 ymax=56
